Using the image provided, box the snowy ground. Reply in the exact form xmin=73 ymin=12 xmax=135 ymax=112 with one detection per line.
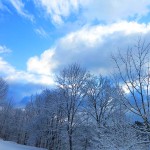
xmin=0 ymin=140 xmax=47 ymax=150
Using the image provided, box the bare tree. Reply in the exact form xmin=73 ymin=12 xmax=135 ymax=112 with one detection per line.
xmin=25 ymin=90 xmax=65 ymax=150
xmin=0 ymin=77 xmax=8 ymax=102
xmin=86 ymin=75 xmax=118 ymax=127
xmin=112 ymin=39 xmax=150 ymax=130
xmin=56 ymin=63 xmax=89 ymax=150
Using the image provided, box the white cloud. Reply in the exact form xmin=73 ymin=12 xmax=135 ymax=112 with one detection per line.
xmin=59 ymin=21 xmax=150 ymax=47
xmin=34 ymin=0 xmax=150 ymax=25
xmin=82 ymin=0 xmax=150 ymax=23
xmin=0 ymin=45 xmax=12 ymax=54
xmin=34 ymin=0 xmax=86 ymax=25
xmin=33 ymin=21 xmax=150 ymax=75
xmin=6 ymin=71 xmax=55 ymax=85
xmin=27 ymin=48 xmax=57 ymax=75
xmin=34 ymin=27 xmax=48 ymax=38
xmin=0 ymin=57 xmax=55 ymax=85
xmin=0 ymin=57 xmax=16 ymax=76
xmin=9 ymin=0 xmax=34 ymax=21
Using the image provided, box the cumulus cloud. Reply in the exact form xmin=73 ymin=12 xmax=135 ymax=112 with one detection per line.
xmin=28 ymin=21 xmax=150 ymax=76
xmin=0 ymin=47 xmax=57 ymax=88
xmin=6 ymin=70 xmax=54 ymax=85
xmin=0 ymin=57 xmax=16 ymax=76
xmin=27 ymin=48 xmax=57 ymax=75
xmin=34 ymin=0 xmax=150 ymax=25
xmin=0 ymin=57 xmax=54 ymax=85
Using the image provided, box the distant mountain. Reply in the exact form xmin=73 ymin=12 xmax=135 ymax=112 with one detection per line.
xmin=16 ymin=96 xmax=31 ymax=108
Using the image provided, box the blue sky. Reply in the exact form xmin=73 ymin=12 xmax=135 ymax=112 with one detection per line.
xmin=1 ymin=0 xmax=150 ymax=103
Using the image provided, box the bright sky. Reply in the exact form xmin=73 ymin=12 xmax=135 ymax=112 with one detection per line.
xmin=1 ymin=0 xmax=150 ymax=103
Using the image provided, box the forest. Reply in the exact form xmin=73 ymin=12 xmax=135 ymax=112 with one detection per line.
xmin=0 ymin=41 xmax=150 ymax=150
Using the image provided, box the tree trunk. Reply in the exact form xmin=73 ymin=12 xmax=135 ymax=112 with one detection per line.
xmin=69 ymin=133 xmax=73 ymax=150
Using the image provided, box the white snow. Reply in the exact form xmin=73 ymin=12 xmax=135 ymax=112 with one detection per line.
xmin=0 ymin=140 xmax=47 ymax=150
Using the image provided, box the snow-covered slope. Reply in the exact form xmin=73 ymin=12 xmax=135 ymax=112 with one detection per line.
xmin=0 ymin=140 xmax=47 ymax=150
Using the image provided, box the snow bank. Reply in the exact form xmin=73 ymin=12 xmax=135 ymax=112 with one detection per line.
xmin=0 ymin=140 xmax=47 ymax=150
